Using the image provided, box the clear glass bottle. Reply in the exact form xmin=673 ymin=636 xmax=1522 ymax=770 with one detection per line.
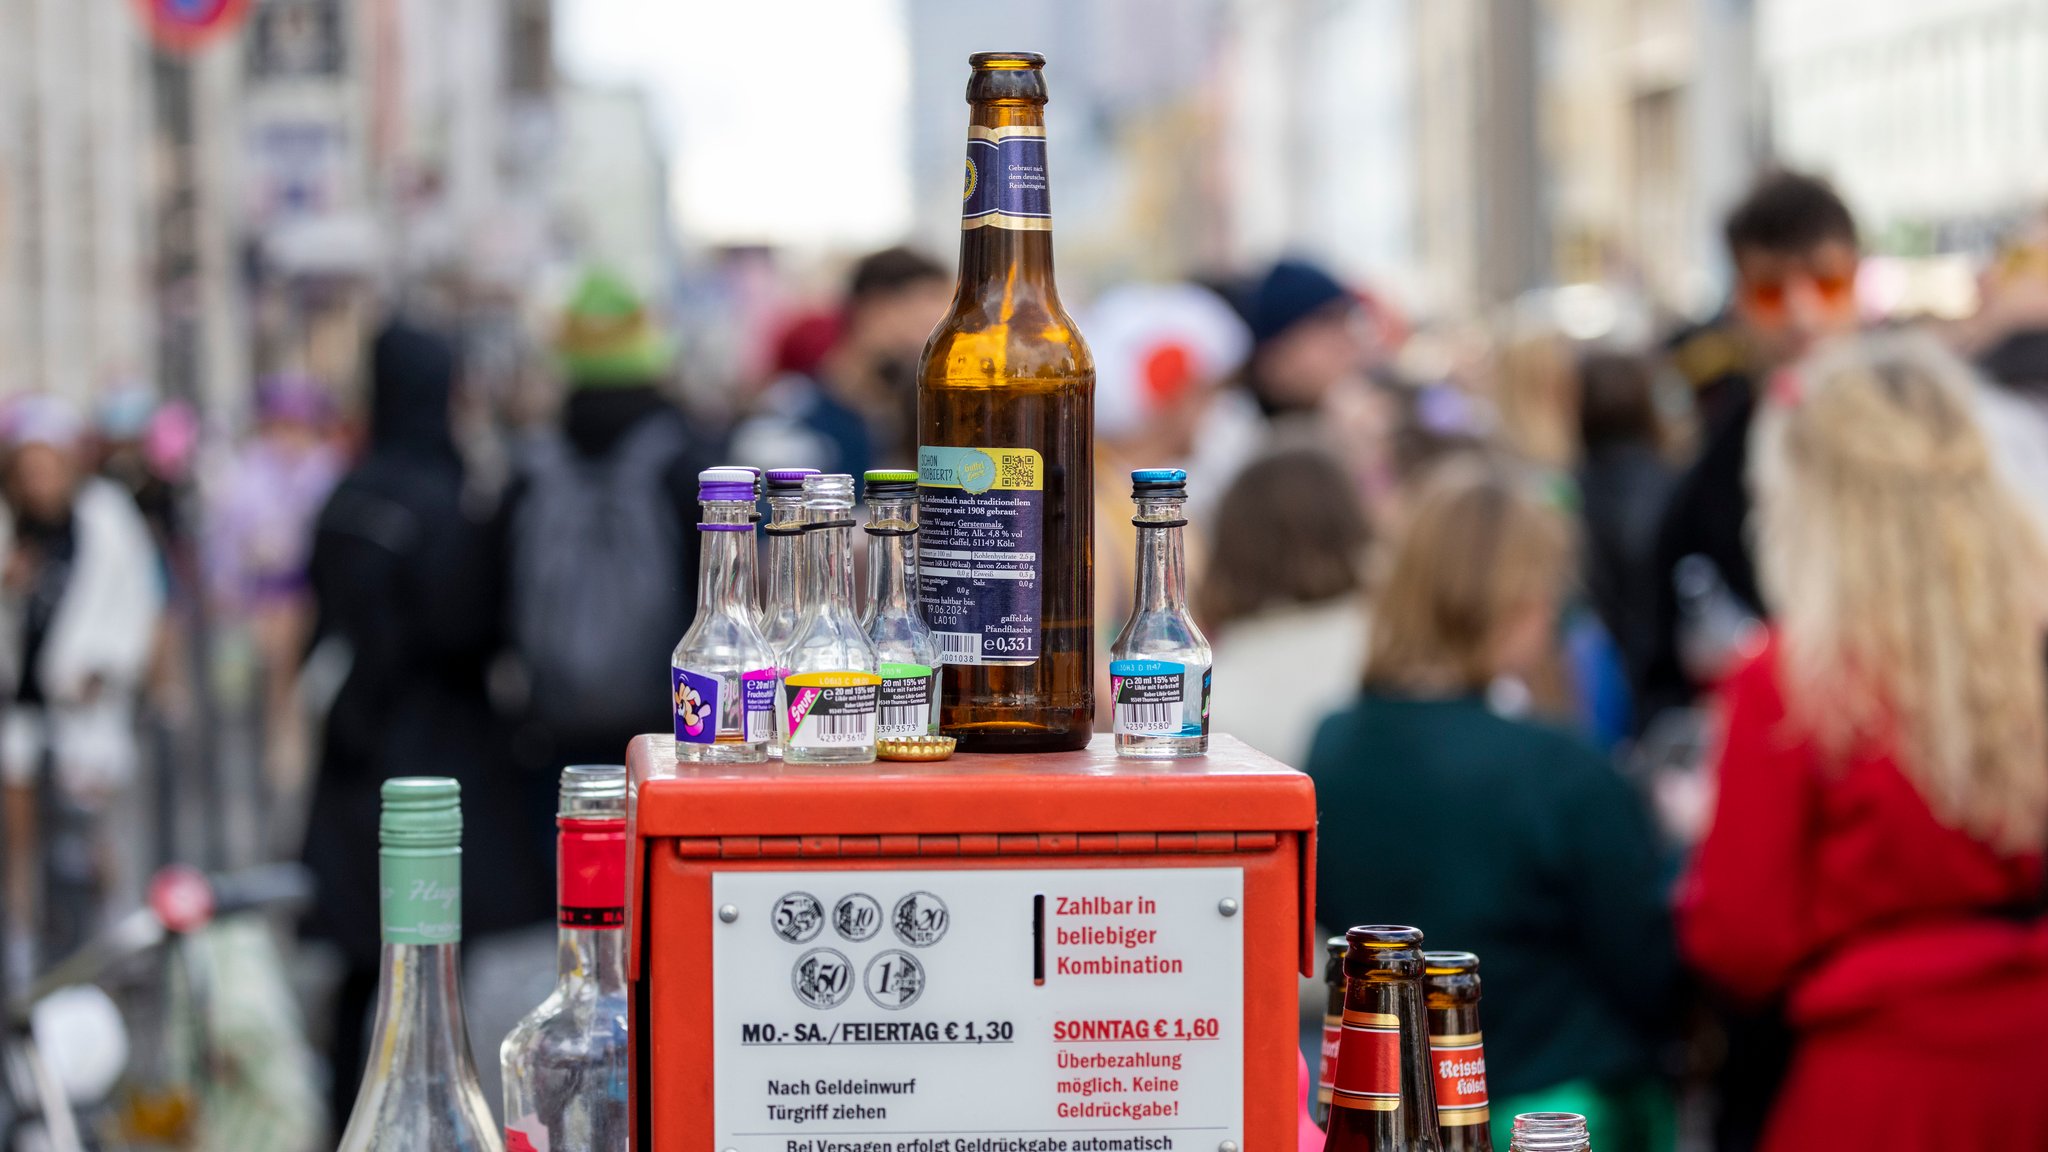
xmin=761 ymin=468 xmax=819 ymax=759
xmin=781 ymin=473 xmax=880 ymax=765
xmin=1109 ymin=468 xmax=1211 ymax=758
xmin=732 ymin=465 xmax=764 ymax=626
xmin=336 ymin=778 xmax=502 ymax=1152
xmin=1507 ymin=1113 xmax=1589 ymax=1151
xmin=671 ymin=467 xmax=775 ymax=762
xmin=501 ymin=766 xmax=630 ymax=1152
xmin=862 ymin=469 xmax=941 ymax=742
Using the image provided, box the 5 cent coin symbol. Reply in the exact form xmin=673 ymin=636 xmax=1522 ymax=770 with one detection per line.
xmin=772 ymin=892 xmax=824 ymax=943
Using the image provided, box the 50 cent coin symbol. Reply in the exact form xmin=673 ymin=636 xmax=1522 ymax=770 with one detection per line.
xmin=791 ymin=948 xmax=853 ymax=1009
xmin=892 ymin=891 xmax=950 ymax=947
xmin=833 ymin=893 xmax=882 ymax=942
xmin=864 ymin=950 xmax=926 ymax=1010
xmin=772 ymin=892 xmax=824 ymax=943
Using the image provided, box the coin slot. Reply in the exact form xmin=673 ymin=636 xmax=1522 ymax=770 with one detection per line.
xmin=1033 ymin=893 xmax=1046 ymax=986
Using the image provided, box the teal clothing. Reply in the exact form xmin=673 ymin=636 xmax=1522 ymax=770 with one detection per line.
xmin=1306 ymin=693 xmax=1676 ymax=1100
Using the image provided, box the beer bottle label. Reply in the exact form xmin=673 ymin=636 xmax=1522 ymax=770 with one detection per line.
xmin=1330 ymin=1008 xmax=1402 ymax=1112
xmin=1110 ymin=661 xmax=1211 ymax=737
xmin=674 ymin=666 xmax=776 ymax=745
xmin=1316 ymin=1011 xmax=1342 ymax=1108
xmin=878 ymin=663 xmax=939 ymax=738
xmin=961 ymin=125 xmax=1050 ymax=231
xmin=784 ymin=672 xmax=882 ymax=749
xmin=917 ymin=446 xmax=1044 ymax=665
xmin=1430 ymin=1031 xmax=1490 ymax=1126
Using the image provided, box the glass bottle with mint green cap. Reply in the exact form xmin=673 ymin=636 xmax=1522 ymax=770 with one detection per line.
xmin=762 ymin=467 xmax=820 ymax=758
xmin=1108 ymin=468 xmax=1211 ymax=758
xmin=336 ymin=777 xmax=501 ymax=1152
xmin=672 ymin=467 xmax=775 ymax=761
xmin=501 ymin=765 xmax=630 ymax=1152
xmin=862 ymin=469 xmax=941 ymax=742
xmin=782 ymin=473 xmax=881 ymax=764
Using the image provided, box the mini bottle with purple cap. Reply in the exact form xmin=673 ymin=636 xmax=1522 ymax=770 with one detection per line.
xmin=670 ymin=467 xmax=775 ymax=762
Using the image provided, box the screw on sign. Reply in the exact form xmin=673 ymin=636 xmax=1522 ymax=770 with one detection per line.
xmin=134 ymin=0 xmax=253 ymax=53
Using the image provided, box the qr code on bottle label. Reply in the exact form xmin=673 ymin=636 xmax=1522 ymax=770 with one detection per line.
xmin=1000 ymin=452 xmax=1037 ymax=489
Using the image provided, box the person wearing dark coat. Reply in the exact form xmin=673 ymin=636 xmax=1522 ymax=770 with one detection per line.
xmin=301 ymin=320 xmax=549 ymax=1128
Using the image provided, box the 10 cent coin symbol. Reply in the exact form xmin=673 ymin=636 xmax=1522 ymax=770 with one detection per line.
xmin=834 ymin=893 xmax=882 ymax=942
xmin=892 ymin=891 xmax=950 ymax=947
xmin=865 ymin=950 xmax=926 ymax=1010
xmin=791 ymin=948 xmax=853 ymax=1009
xmin=772 ymin=892 xmax=824 ymax=943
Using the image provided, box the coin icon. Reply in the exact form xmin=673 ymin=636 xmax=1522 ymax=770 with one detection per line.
xmin=791 ymin=948 xmax=853 ymax=1009
xmin=772 ymin=892 xmax=825 ymax=943
xmin=865 ymin=949 xmax=926 ymax=1010
xmin=892 ymin=891 xmax=950 ymax=947
xmin=834 ymin=893 xmax=882 ymax=942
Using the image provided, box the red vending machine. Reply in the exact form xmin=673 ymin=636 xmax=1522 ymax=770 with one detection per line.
xmin=628 ymin=734 xmax=1317 ymax=1152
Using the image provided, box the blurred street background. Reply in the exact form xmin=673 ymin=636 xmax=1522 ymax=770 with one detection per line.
xmin=6 ymin=0 xmax=2048 ymax=1150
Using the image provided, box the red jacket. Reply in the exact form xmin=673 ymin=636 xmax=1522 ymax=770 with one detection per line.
xmin=1678 ymin=638 xmax=2048 ymax=1149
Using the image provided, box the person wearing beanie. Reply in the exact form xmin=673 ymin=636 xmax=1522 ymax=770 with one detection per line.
xmin=1082 ymin=282 xmax=1250 ymax=725
xmin=502 ymin=268 xmax=719 ymax=771
xmin=305 ymin=318 xmax=550 ymax=1127
xmin=1191 ymin=257 xmax=1396 ymax=529
xmin=730 ymin=245 xmax=950 ymax=476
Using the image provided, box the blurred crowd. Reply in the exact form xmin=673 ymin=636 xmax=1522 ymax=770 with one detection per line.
xmin=7 ymin=167 xmax=2048 ymax=1149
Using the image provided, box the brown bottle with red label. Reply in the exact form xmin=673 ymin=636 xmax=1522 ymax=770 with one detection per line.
xmin=1424 ymin=952 xmax=1494 ymax=1150
xmin=1315 ymin=936 xmax=1346 ymax=1128
xmin=1324 ymin=925 xmax=1444 ymax=1152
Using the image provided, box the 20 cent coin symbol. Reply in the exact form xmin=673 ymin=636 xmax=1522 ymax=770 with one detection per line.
xmin=892 ymin=891 xmax=950 ymax=947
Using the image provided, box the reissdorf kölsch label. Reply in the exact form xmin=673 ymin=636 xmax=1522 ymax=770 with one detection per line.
xmin=1430 ymin=1031 xmax=1489 ymax=1126
xmin=1330 ymin=1009 xmax=1401 ymax=1112
xmin=918 ymin=446 xmax=1044 ymax=665
xmin=962 ymin=125 xmax=1050 ymax=231
xmin=711 ymin=867 xmax=1244 ymax=1152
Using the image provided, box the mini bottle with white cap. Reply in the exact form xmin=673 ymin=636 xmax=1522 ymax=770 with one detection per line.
xmin=670 ymin=467 xmax=775 ymax=762
xmin=781 ymin=473 xmax=881 ymax=764
xmin=1108 ymin=468 xmax=1211 ymax=758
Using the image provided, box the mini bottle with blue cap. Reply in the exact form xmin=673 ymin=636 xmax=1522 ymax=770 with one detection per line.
xmin=670 ymin=467 xmax=776 ymax=762
xmin=1109 ymin=468 xmax=1211 ymax=758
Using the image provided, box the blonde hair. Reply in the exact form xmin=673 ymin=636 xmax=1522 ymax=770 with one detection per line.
xmin=1364 ymin=457 xmax=1572 ymax=695
xmin=1753 ymin=330 xmax=2048 ymax=851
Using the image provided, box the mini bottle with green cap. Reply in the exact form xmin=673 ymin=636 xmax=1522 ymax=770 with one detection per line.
xmin=862 ymin=470 xmax=941 ymax=742
xmin=1108 ymin=468 xmax=1211 ymax=758
xmin=781 ymin=473 xmax=881 ymax=764
xmin=336 ymin=777 xmax=501 ymax=1152
xmin=671 ymin=467 xmax=776 ymax=762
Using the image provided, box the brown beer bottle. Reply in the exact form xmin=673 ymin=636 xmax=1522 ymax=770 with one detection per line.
xmin=917 ymin=52 xmax=1094 ymax=752
xmin=1316 ymin=936 xmax=1346 ymax=1128
xmin=1324 ymin=926 xmax=1444 ymax=1152
xmin=1423 ymin=952 xmax=1494 ymax=1150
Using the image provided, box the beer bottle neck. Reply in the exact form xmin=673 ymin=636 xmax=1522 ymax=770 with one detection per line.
xmin=957 ymin=102 xmax=1059 ymax=308
xmin=1325 ymin=954 xmax=1443 ymax=1150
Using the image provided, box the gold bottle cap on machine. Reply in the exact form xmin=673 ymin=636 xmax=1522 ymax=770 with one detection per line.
xmin=877 ymin=735 xmax=957 ymax=762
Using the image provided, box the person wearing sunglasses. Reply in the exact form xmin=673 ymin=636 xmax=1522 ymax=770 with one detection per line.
xmin=1639 ymin=171 xmax=1862 ymax=726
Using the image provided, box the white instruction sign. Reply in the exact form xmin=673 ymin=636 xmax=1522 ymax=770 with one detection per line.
xmin=712 ymin=867 xmax=1244 ymax=1152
